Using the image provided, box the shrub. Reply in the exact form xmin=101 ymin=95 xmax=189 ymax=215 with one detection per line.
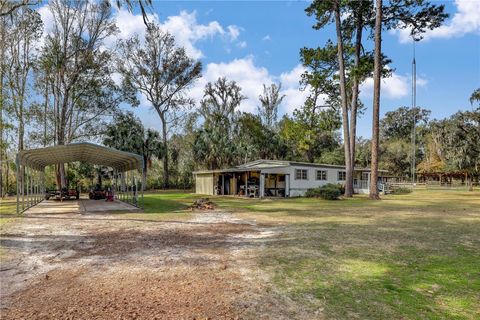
xmin=393 ymin=186 xmax=412 ymax=194
xmin=306 ymin=183 xmax=342 ymax=200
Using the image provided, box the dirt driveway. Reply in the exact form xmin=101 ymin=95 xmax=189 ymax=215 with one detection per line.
xmin=0 ymin=210 xmax=289 ymax=319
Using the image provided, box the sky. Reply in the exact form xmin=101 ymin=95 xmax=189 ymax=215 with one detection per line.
xmin=38 ymin=0 xmax=480 ymax=138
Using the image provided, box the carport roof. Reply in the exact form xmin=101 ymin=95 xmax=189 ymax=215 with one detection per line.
xmin=17 ymin=143 xmax=143 ymax=171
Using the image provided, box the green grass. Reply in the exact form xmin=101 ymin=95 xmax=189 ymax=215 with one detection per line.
xmin=138 ymin=190 xmax=480 ymax=318
xmin=0 ymin=197 xmax=17 ymax=227
xmin=118 ymin=190 xmax=202 ymax=220
xmin=1 ymin=189 xmax=479 ymax=318
xmin=241 ymin=190 xmax=480 ymax=319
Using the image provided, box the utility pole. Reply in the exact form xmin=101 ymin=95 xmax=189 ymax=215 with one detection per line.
xmin=411 ymin=40 xmax=417 ymax=185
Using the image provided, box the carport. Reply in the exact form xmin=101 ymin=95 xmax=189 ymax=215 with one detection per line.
xmin=16 ymin=143 xmax=145 ymax=214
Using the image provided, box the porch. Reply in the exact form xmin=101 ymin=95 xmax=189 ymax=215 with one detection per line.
xmin=213 ymin=171 xmax=289 ymax=198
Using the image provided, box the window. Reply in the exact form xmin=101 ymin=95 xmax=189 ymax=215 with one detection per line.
xmin=295 ymin=169 xmax=308 ymax=180
xmin=338 ymin=171 xmax=346 ymax=181
xmin=316 ymin=170 xmax=327 ymax=180
xmin=362 ymin=172 xmax=369 ymax=181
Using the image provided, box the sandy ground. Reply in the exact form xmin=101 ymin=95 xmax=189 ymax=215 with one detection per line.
xmin=0 ymin=210 xmax=293 ymax=320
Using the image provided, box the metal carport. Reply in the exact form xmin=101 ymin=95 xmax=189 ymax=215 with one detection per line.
xmin=16 ymin=142 xmax=145 ymax=214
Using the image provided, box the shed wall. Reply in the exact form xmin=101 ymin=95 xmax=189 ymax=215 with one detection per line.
xmin=195 ymin=173 xmax=214 ymax=195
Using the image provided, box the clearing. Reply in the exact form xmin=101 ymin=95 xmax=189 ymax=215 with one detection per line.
xmin=1 ymin=189 xmax=479 ymax=319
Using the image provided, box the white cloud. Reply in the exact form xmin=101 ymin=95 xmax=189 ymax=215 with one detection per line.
xmin=279 ymin=65 xmax=304 ymax=88
xmin=38 ymin=5 xmax=54 ymax=35
xmin=360 ymin=72 xmax=428 ymax=99
xmin=188 ymin=59 xmax=310 ymax=115
xmin=237 ymin=41 xmax=247 ymax=48
xmin=227 ymin=25 xmax=241 ymax=41
xmin=262 ymin=34 xmax=271 ymax=41
xmin=395 ymin=0 xmax=480 ymax=43
xmin=105 ymin=9 xmax=241 ymax=59
xmin=157 ymin=10 xmax=228 ymax=59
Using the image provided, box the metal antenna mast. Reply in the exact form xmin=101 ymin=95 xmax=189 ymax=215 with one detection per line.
xmin=411 ymin=40 xmax=417 ymax=185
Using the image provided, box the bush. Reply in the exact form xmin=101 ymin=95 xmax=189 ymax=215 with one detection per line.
xmin=306 ymin=183 xmax=342 ymax=200
xmin=393 ymin=186 xmax=412 ymax=194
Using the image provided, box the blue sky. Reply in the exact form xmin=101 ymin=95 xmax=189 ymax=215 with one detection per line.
xmin=39 ymin=0 xmax=480 ymax=138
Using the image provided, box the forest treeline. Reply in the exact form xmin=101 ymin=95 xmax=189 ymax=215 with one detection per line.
xmin=1 ymin=0 xmax=478 ymax=196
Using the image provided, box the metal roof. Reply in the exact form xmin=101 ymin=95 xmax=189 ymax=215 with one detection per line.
xmin=193 ymin=159 xmax=388 ymax=174
xmin=17 ymin=143 xmax=143 ymax=172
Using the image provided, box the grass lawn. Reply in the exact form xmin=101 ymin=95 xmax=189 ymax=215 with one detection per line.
xmin=137 ymin=189 xmax=480 ymax=319
xmin=225 ymin=190 xmax=479 ymax=320
xmin=1 ymin=189 xmax=479 ymax=319
xmin=0 ymin=198 xmax=17 ymax=227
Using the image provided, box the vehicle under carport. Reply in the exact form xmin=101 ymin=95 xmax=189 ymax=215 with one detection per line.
xmin=15 ymin=142 xmax=145 ymax=214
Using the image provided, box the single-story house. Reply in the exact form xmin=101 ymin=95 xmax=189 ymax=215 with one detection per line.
xmin=193 ymin=159 xmax=389 ymax=197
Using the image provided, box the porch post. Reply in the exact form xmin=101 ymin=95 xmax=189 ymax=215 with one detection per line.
xmin=259 ymin=173 xmax=265 ymax=198
xmin=221 ymin=174 xmax=225 ymax=195
xmin=285 ymin=174 xmax=290 ymax=197
xmin=244 ymin=172 xmax=248 ymax=197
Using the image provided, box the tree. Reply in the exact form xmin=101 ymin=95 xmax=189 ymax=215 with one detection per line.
xmin=369 ymin=0 xmax=447 ymax=199
xmin=39 ymin=0 xmax=120 ymax=189
xmin=2 ymin=7 xmax=42 ymax=197
xmin=302 ymin=0 xmax=371 ymax=197
xmin=294 ymin=105 xmax=341 ymax=163
xmin=470 ymin=88 xmax=480 ymax=107
xmin=380 ymin=106 xmax=430 ymax=140
xmin=429 ymin=109 xmax=480 ymax=189
xmin=193 ymin=77 xmax=246 ymax=169
xmin=118 ymin=23 xmax=202 ymax=188
xmin=103 ymin=112 xmax=164 ymax=186
xmin=0 ymin=0 xmax=39 ymax=17
xmin=257 ymin=83 xmax=285 ymax=130
xmin=369 ymin=0 xmax=383 ymax=199
xmin=379 ymin=106 xmax=430 ymax=177
xmin=3 ymin=7 xmax=42 ymax=153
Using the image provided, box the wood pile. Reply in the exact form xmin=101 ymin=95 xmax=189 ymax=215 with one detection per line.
xmin=190 ymin=198 xmax=216 ymax=210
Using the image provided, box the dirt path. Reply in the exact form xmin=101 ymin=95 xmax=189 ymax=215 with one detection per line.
xmin=0 ymin=210 xmax=290 ymax=319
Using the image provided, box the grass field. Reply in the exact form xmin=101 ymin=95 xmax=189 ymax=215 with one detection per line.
xmin=147 ymin=189 xmax=480 ymax=319
xmin=1 ymin=189 xmax=479 ymax=319
xmin=243 ymin=190 xmax=480 ymax=319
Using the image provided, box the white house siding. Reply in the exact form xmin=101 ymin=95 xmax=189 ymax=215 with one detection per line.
xmin=193 ymin=160 xmax=377 ymax=197
xmin=259 ymin=165 xmax=350 ymax=197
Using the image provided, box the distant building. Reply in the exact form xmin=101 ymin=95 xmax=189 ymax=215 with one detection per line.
xmin=193 ymin=159 xmax=389 ymax=197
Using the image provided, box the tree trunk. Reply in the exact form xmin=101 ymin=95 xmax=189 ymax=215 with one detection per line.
xmin=159 ymin=111 xmax=169 ymax=189
xmin=44 ymin=78 xmax=48 ymax=147
xmin=334 ymin=2 xmax=353 ymax=197
xmin=370 ymin=0 xmax=382 ymax=200
xmin=350 ymin=13 xmax=363 ymax=179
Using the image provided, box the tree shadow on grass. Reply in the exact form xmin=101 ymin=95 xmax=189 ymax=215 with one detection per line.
xmin=258 ymin=216 xmax=480 ymax=319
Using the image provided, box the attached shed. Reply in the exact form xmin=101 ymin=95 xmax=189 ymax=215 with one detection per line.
xmin=195 ymin=172 xmax=214 ymax=195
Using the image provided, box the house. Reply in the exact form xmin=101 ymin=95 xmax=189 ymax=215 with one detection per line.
xmin=193 ymin=159 xmax=389 ymax=197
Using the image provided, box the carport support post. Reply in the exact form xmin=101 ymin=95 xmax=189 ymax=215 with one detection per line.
xmin=16 ymin=157 xmax=19 ymax=214
xmin=21 ymin=164 xmax=24 ymax=211
xmin=132 ymin=172 xmax=135 ymax=206
xmin=126 ymin=171 xmax=130 ymax=204
xmin=26 ymin=167 xmax=29 ymax=208
xmin=141 ymin=166 xmax=144 ymax=209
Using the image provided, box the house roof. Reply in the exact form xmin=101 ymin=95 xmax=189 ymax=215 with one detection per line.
xmin=194 ymin=159 xmax=388 ymax=174
xmin=17 ymin=142 xmax=143 ymax=172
